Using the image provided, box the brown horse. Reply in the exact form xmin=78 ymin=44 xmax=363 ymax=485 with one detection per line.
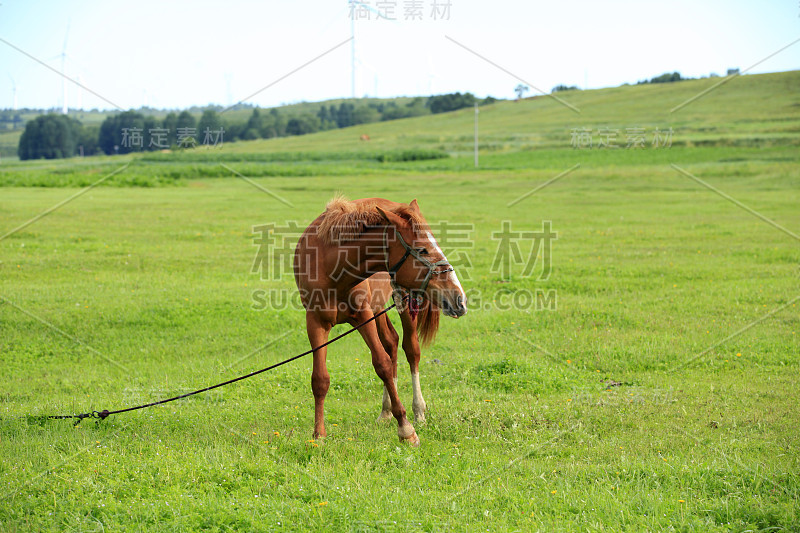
xmin=293 ymin=196 xmax=467 ymax=446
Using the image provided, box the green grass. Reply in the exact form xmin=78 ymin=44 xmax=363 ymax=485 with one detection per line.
xmin=0 ymin=71 xmax=799 ymax=531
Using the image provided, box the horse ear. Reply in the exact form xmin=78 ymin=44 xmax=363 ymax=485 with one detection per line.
xmin=409 ymin=199 xmax=420 ymax=212
xmin=376 ymin=206 xmax=406 ymax=227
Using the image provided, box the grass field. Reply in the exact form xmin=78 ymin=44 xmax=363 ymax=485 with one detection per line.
xmin=1 ymin=71 xmax=799 ymax=531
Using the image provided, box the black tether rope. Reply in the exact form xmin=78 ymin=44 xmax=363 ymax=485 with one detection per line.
xmin=31 ymin=303 xmax=397 ymax=425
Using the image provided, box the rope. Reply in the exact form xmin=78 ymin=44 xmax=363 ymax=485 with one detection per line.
xmin=30 ymin=303 xmax=397 ymax=425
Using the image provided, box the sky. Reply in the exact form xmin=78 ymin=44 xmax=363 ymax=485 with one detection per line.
xmin=0 ymin=0 xmax=798 ymax=111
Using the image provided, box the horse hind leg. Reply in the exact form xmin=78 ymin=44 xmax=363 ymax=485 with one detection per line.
xmin=375 ymin=313 xmax=399 ymax=422
xmin=306 ymin=312 xmax=332 ymax=440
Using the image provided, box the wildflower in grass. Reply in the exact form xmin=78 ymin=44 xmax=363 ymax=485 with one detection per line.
xmin=679 ymin=499 xmax=685 ymax=503
xmin=319 ymin=501 xmax=328 ymax=506
xmin=551 ymin=490 xmax=557 ymax=495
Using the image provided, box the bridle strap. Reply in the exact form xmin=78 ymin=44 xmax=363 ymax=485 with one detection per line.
xmin=387 ymin=247 xmax=412 ymax=274
xmin=383 ymin=225 xmax=454 ymax=296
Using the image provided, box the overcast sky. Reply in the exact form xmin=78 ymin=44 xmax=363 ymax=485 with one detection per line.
xmin=0 ymin=0 xmax=798 ymax=111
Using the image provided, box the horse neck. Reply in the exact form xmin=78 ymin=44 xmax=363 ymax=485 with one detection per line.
xmin=329 ymin=225 xmax=389 ymax=287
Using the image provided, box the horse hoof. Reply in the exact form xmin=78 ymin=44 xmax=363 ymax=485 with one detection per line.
xmin=414 ymin=412 xmax=427 ymax=424
xmin=376 ymin=411 xmax=393 ymax=423
xmin=399 ymin=430 xmax=420 ymax=447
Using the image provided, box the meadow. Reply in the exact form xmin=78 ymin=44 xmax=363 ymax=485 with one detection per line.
xmin=0 ymin=71 xmax=798 ymax=531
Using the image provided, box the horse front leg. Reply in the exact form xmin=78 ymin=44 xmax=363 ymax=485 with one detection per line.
xmin=306 ymin=312 xmax=332 ymax=440
xmin=376 ymin=313 xmax=399 ymax=422
xmin=354 ymin=311 xmax=419 ymax=446
xmin=400 ymin=311 xmax=427 ymax=423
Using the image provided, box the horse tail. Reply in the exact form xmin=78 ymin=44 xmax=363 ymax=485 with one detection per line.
xmin=417 ymin=299 xmax=440 ymax=347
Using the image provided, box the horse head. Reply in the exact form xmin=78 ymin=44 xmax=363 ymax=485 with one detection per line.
xmin=377 ymin=200 xmax=467 ymax=318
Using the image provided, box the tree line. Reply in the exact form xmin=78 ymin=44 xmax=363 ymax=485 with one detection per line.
xmin=17 ymin=92 xmax=497 ymax=160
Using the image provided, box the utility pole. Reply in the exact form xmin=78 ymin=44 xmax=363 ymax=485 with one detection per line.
xmin=351 ymin=14 xmax=356 ymax=99
xmin=474 ymin=103 xmax=479 ymax=168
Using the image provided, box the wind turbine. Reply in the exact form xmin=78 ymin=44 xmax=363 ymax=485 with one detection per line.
xmin=348 ymin=0 xmax=397 ymax=99
xmin=59 ymin=22 xmax=70 ymax=114
xmin=8 ymin=74 xmax=18 ymax=111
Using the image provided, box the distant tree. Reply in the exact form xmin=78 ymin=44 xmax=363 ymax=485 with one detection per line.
xmin=98 ymin=111 xmax=153 ymax=154
xmin=224 ymin=120 xmax=244 ymax=142
xmin=638 ymin=72 xmax=687 ymax=85
xmin=246 ymin=109 xmax=264 ymax=135
xmin=427 ymin=92 xmax=476 ymax=114
xmin=352 ymin=105 xmax=380 ymax=125
xmin=197 ymin=109 xmax=222 ymax=144
xmin=380 ymin=102 xmax=403 ymax=121
xmin=336 ymin=103 xmax=354 ymax=128
xmin=18 ymin=114 xmax=82 ymax=160
xmin=176 ymin=110 xmax=196 ymax=130
xmin=380 ymin=98 xmax=430 ymax=121
xmin=317 ymin=105 xmax=329 ymax=124
xmin=285 ymin=113 xmax=320 ymax=136
xmin=162 ymin=112 xmax=178 ymax=133
xmin=78 ymin=125 xmax=100 ymax=156
xmin=259 ymin=108 xmax=285 ymax=138
xmin=727 ymin=68 xmax=740 ymax=76
xmin=242 ymin=128 xmax=260 ymax=140
xmin=514 ymin=84 xmax=529 ymax=100
xmin=552 ymin=84 xmax=580 ymax=92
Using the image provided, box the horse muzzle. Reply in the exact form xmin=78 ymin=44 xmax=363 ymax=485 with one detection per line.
xmin=441 ymin=293 xmax=467 ymax=318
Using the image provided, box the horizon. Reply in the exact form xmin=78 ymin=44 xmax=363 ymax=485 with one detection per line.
xmin=1 ymin=68 xmax=795 ymax=116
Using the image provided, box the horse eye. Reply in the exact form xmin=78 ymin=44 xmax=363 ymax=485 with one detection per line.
xmin=417 ymin=248 xmax=429 ymax=255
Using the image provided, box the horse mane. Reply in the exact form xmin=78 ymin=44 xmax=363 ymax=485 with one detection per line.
xmin=317 ymin=195 xmax=428 ymax=245
xmin=416 ymin=299 xmax=440 ymax=346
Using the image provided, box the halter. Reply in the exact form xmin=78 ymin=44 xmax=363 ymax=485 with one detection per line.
xmin=383 ymin=225 xmax=454 ymax=297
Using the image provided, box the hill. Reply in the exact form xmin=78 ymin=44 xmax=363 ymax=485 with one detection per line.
xmin=0 ymin=70 xmax=797 ymax=179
